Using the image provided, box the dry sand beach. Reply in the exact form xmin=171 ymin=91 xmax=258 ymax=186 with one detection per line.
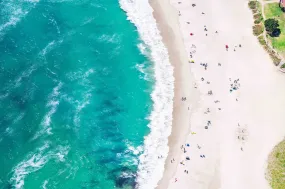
xmin=150 ymin=0 xmax=285 ymax=188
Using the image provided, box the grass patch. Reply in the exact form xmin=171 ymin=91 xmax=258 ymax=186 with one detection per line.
xmin=253 ymin=24 xmax=264 ymax=36
xmin=281 ymin=63 xmax=285 ymax=68
xmin=264 ymin=3 xmax=285 ymax=52
xmin=267 ymin=139 xmax=285 ymax=189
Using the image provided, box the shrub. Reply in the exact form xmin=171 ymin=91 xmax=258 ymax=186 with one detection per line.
xmin=254 ymin=13 xmax=263 ymax=24
xmin=252 ymin=8 xmax=258 ymax=14
xmin=268 ymin=51 xmax=281 ymax=65
xmin=258 ymin=35 xmax=266 ymax=45
xmin=253 ymin=24 xmax=264 ymax=36
xmin=248 ymin=1 xmax=257 ymax=10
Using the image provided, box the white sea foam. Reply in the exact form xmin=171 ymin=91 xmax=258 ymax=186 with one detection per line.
xmin=0 ymin=0 xmax=39 ymax=38
xmin=39 ymin=39 xmax=63 ymax=57
xmin=40 ymin=41 xmax=55 ymax=56
xmin=43 ymin=100 xmax=59 ymax=127
xmin=42 ymin=180 xmax=48 ymax=189
xmin=14 ymin=65 xmax=37 ymax=88
xmin=98 ymin=34 xmax=121 ymax=44
xmin=121 ymin=171 xmax=136 ymax=178
xmin=135 ymin=63 xmax=151 ymax=81
xmin=72 ymin=69 xmax=94 ymax=127
xmin=84 ymin=68 xmax=95 ymax=77
xmin=137 ymin=42 xmax=151 ymax=57
xmin=0 ymin=93 xmax=9 ymax=100
xmin=23 ymin=0 xmax=40 ymax=2
xmin=49 ymin=17 xmax=61 ymax=34
xmin=32 ymin=82 xmax=63 ymax=140
xmin=5 ymin=127 xmax=14 ymax=135
xmin=124 ymin=143 xmax=144 ymax=166
xmin=126 ymin=143 xmax=143 ymax=156
xmin=66 ymin=68 xmax=95 ymax=82
xmin=42 ymin=82 xmax=63 ymax=127
xmin=119 ymin=0 xmax=174 ymax=188
xmin=81 ymin=17 xmax=95 ymax=26
xmin=10 ymin=143 xmax=69 ymax=189
xmin=73 ymin=91 xmax=91 ymax=127
xmin=0 ymin=64 xmax=37 ymax=100
xmin=13 ymin=112 xmax=25 ymax=124
xmin=0 ymin=8 xmax=25 ymax=36
xmin=10 ymin=143 xmax=50 ymax=189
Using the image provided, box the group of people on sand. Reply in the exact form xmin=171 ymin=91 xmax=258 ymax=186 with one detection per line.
xmin=169 ymin=0 xmax=248 ymax=184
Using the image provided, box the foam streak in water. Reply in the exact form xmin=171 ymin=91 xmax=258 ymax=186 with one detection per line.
xmin=32 ymin=82 xmax=63 ymax=140
xmin=42 ymin=82 xmax=62 ymax=128
xmin=0 ymin=0 xmax=39 ymax=39
xmin=119 ymin=0 xmax=174 ymax=188
xmin=10 ymin=142 xmax=69 ymax=189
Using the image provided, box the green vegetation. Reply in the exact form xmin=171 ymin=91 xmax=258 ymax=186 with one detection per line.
xmin=264 ymin=18 xmax=281 ymax=37
xmin=254 ymin=13 xmax=263 ymax=24
xmin=248 ymin=0 xmax=262 ymax=13
xmin=267 ymin=139 xmax=285 ymax=189
xmin=264 ymin=3 xmax=285 ymax=51
xmin=248 ymin=1 xmax=282 ymax=65
xmin=249 ymin=1 xmax=264 ymax=36
xmin=248 ymin=1 xmax=257 ymax=10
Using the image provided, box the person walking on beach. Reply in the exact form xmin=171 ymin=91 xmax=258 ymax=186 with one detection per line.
xmin=226 ymin=45 xmax=229 ymax=51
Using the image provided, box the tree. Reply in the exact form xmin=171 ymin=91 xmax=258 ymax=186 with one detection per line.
xmin=264 ymin=18 xmax=281 ymax=37
xmin=272 ymin=28 xmax=281 ymax=37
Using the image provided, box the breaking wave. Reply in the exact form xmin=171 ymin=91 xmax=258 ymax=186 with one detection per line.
xmin=119 ymin=0 xmax=174 ymax=188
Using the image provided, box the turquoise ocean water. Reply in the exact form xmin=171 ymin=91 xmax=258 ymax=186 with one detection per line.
xmin=0 ymin=0 xmax=157 ymax=188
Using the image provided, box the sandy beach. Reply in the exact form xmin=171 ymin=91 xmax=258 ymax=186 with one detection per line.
xmin=150 ymin=0 xmax=285 ymax=188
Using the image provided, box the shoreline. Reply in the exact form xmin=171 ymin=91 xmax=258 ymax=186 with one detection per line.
xmin=151 ymin=0 xmax=285 ymax=188
xmin=149 ymin=0 xmax=199 ymax=188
